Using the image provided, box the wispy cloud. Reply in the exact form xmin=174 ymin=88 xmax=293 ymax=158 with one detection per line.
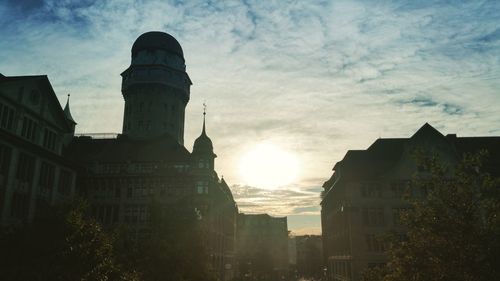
xmin=1 ymin=0 xmax=499 ymax=232
xmin=231 ymin=184 xmax=321 ymax=217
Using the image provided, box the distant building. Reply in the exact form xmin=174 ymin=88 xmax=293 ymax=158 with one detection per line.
xmin=320 ymin=123 xmax=500 ymax=281
xmin=295 ymin=235 xmax=323 ymax=279
xmin=288 ymin=236 xmax=297 ymax=266
xmin=0 ymin=74 xmax=77 ymax=225
xmin=236 ymin=213 xmax=289 ymax=280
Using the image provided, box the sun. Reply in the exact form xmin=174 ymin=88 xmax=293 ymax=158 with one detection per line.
xmin=239 ymin=142 xmax=300 ymax=189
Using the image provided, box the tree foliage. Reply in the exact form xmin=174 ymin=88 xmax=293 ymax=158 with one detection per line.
xmin=0 ymin=199 xmax=139 ymax=281
xmin=365 ymin=151 xmax=500 ymax=281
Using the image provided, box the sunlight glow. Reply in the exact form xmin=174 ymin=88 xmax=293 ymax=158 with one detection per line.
xmin=239 ymin=142 xmax=300 ymax=189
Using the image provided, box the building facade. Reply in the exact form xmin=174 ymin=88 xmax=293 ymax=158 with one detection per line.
xmin=320 ymin=123 xmax=500 ymax=281
xmin=0 ymin=74 xmax=77 ymax=225
xmin=236 ymin=213 xmax=289 ymax=280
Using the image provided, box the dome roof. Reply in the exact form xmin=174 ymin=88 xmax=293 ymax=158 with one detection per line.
xmin=131 ymin=31 xmax=184 ymax=58
xmin=192 ymin=117 xmax=216 ymax=156
xmin=193 ymin=132 xmax=214 ymax=154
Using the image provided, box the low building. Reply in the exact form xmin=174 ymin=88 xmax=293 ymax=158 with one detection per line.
xmin=0 ymin=74 xmax=77 ymax=225
xmin=295 ymin=235 xmax=323 ymax=279
xmin=321 ymin=123 xmax=500 ymax=281
xmin=236 ymin=213 xmax=289 ymax=280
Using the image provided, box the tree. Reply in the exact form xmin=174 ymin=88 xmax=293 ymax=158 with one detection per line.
xmin=365 ymin=151 xmax=500 ymax=281
xmin=0 ymin=199 xmax=139 ymax=281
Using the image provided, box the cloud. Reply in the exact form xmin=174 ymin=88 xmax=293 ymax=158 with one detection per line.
xmin=290 ymin=227 xmax=321 ymax=236
xmin=231 ymin=185 xmax=321 ymax=217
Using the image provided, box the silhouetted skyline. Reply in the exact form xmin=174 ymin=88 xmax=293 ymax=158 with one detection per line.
xmin=1 ymin=0 xmax=499 ymax=234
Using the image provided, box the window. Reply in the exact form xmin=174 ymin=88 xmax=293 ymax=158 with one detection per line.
xmin=58 ymin=170 xmax=72 ymax=195
xmin=21 ymin=116 xmax=38 ymax=142
xmin=390 ymin=181 xmax=409 ymax=198
xmin=0 ymin=102 xmax=15 ymax=131
xmin=42 ymin=128 xmax=57 ymax=151
xmin=196 ymin=181 xmax=208 ymax=194
xmin=366 ymin=234 xmax=386 ymax=252
xmin=124 ymin=204 xmax=148 ymax=223
xmin=362 ymin=207 xmax=385 ymax=226
xmin=198 ymin=159 xmax=209 ymax=168
xmin=38 ymin=162 xmax=55 ymax=200
xmin=0 ymin=144 xmax=12 ymax=183
xmin=16 ymin=153 xmax=35 ymax=184
xmin=94 ymin=204 xmax=119 ymax=225
xmin=360 ymin=182 xmax=382 ymax=197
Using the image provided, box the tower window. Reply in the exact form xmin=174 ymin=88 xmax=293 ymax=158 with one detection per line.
xmin=196 ymin=181 xmax=208 ymax=194
xmin=198 ymin=159 xmax=210 ymax=169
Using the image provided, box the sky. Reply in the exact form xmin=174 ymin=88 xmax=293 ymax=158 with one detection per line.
xmin=1 ymin=0 xmax=499 ymax=235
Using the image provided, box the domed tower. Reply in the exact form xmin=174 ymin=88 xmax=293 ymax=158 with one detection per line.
xmin=121 ymin=31 xmax=192 ymax=143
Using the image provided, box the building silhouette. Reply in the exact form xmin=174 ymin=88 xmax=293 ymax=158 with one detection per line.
xmin=0 ymin=75 xmax=77 ymax=225
xmin=294 ymin=235 xmax=323 ymax=279
xmin=67 ymin=31 xmax=238 ymax=281
xmin=320 ymin=123 xmax=500 ymax=281
xmin=236 ymin=213 xmax=289 ymax=280
xmin=0 ymin=32 xmax=239 ymax=281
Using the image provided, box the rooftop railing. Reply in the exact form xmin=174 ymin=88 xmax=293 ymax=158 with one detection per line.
xmin=74 ymin=133 xmax=120 ymax=139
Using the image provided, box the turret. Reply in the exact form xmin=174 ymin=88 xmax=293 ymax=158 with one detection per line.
xmin=63 ymin=94 xmax=76 ymax=145
xmin=192 ymin=107 xmax=217 ymax=171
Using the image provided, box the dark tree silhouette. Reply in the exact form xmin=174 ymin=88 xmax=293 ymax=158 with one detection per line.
xmin=364 ymin=151 xmax=500 ymax=281
xmin=0 ymin=199 xmax=138 ymax=281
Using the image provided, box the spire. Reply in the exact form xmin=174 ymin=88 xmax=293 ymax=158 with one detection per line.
xmin=193 ymin=102 xmax=216 ymax=157
xmin=202 ymin=102 xmax=207 ymax=135
xmin=64 ymin=94 xmax=76 ymax=124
